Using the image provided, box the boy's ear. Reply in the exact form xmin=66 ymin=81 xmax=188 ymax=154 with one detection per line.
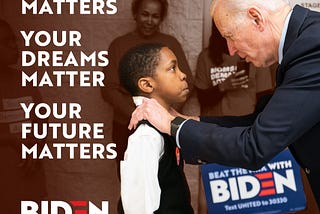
xmin=138 ymin=77 xmax=154 ymax=94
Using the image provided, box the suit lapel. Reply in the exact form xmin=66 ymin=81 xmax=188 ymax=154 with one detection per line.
xmin=276 ymin=5 xmax=309 ymax=87
xmin=283 ymin=5 xmax=309 ymax=54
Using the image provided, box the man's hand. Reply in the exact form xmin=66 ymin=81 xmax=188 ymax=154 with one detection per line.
xmin=128 ymin=98 xmax=174 ymax=135
xmin=128 ymin=98 xmax=200 ymax=134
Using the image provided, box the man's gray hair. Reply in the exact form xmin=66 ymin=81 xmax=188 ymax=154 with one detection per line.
xmin=210 ymin=0 xmax=289 ymax=23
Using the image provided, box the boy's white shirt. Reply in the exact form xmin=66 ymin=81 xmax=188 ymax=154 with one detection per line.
xmin=120 ymin=96 xmax=165 ymax=214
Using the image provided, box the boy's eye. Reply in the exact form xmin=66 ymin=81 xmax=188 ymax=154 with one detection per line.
xmin=169 ymin=65 xmax=176 ymax=72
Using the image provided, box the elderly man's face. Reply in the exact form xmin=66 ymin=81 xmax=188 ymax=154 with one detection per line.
xmin=213 ymin=5 xmax=273 ymax=67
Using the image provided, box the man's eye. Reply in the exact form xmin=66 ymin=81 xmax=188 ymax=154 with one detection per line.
xmin=224 ymin=34 xmax=234 ymax=41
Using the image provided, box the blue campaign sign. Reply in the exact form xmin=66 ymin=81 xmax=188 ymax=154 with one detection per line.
xmin=200 ymin=150 xmax=306 ymax=213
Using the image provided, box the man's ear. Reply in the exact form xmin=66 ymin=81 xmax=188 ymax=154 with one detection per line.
xmin=247 ymin=7 xmax=265 ymax=31
xmin=138 ymin=77 xmax=154 ymax=94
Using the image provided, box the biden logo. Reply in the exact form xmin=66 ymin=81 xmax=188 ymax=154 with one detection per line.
xmin=201 ymin=150 xmax=306 ymax=213
xmin=21 ymin=200 xmax=109 ymax=214
xmin=209 ymin=168 xmax=296 ymax=203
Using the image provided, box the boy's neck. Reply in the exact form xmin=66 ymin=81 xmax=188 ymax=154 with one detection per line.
xmin=155 ymin=99 xmax=170 ymax=111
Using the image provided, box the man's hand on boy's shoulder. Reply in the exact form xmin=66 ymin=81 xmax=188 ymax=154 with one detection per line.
xmin=129 ymin=98 xmax=174 ymax=135
xmin=128 ymin=98 xmax=200 ymax=136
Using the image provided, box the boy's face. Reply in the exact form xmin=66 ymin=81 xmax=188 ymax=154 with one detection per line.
xmin=150 ymin=47 xmax=189 ymax=107
xmin=0 ymin=25 xmax=19 ymax=66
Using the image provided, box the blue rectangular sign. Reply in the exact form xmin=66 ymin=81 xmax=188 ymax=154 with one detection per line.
xmin=200 ymin=150 xmax=306 ymax=213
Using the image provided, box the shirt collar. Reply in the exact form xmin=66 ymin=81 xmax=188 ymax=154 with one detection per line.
xmin=132 ymin=96 xmax=145 ymax=106
xmin=278 ymin=10 xmax=293 ymax=64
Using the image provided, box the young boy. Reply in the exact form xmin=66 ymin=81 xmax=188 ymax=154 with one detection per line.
xmin=119 ymin=43 xmax=193 ymax=214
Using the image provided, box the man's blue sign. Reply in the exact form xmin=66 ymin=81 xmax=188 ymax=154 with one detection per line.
xmin=200 ymin=150 xmax=306 ymax=213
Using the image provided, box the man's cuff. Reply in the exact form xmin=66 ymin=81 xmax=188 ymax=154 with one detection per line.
xmin=170 ymin=117 xmax=185 ymax=136
xmin=175 ymin=119 xmax=189 ymax=148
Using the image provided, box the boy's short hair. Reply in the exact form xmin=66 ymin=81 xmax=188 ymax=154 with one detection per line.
xmin=119 ymin=43 xmax=165 ymax=96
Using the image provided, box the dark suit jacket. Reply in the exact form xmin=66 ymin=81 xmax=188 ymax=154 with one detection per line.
xmin=179 ymin=5 xmax=320 ymax=206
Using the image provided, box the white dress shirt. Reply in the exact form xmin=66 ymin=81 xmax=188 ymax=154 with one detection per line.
xmin=278 ymin=10 xmax=293 ymax=63
xmin=120 ymin=96 xmax=165 ymax=214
